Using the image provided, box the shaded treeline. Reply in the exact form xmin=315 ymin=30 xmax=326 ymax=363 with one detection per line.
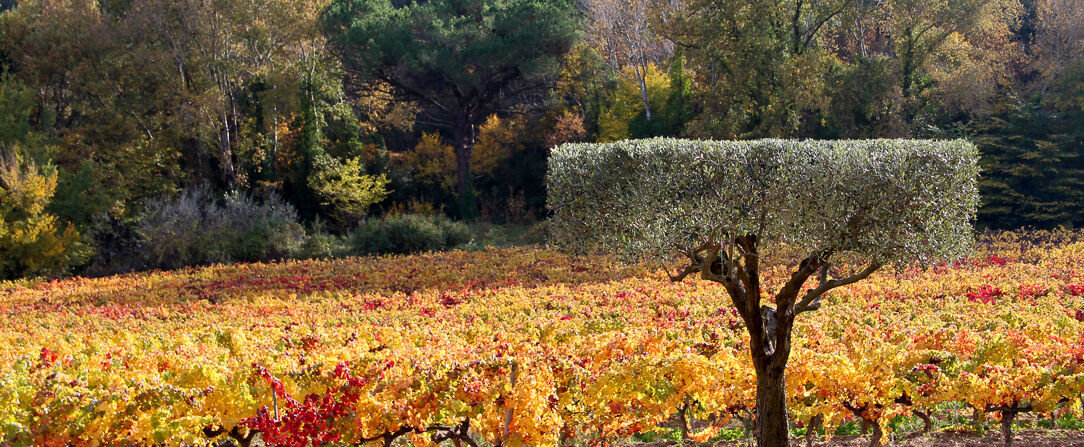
xmin=0 ymin=0 xmax=1080 ymax=278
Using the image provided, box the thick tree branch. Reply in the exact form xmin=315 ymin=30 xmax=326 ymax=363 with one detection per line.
xmin=375 ymin=70 xmax=450 ymax=114
xmin=666 ymin=239 xmax=713 ymax=281
xmin=666 ymin=263 xmax=701 ymax=282
xmin=429 ymin=419 xmax=479 ymax=447
xmin=795 ymin=261 xmax=882 ymax=314
xmin=776 ymin=253 xmax=828 ymax=310
xmin=699 ymin=243 xmax=727 ymax=284
xmin=734 ymin=234 xmax=759 ymax=298
xmin=358 ymin=426 xmax=418 ymax=446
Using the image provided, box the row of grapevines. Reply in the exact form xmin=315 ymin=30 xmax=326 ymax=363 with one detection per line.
xmin=0 ymin=235 xmax=1082 ymax=445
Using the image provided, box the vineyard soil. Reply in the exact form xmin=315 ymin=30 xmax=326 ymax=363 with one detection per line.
xmin=773 ymin=430 xmax=1084 ymax=446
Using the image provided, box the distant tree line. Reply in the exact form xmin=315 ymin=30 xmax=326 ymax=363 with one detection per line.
xmin=0 ymin=0 xmax=1079 ymax=278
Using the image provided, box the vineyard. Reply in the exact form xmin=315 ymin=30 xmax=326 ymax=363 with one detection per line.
xmin=2 ymin=232 xmax=1084 ymax=446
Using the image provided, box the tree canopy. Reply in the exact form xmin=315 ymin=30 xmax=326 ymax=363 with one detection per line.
xmin=548 ymin=138 xmax=979 ymax=266
xmin=322 ymin=0 xmax=580 ymax=215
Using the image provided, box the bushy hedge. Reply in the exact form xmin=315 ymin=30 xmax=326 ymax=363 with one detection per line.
xmin=350 ymin=214 xmax=472 ymax=255
xmin=547 ymin=138 xmax=979 ymax=264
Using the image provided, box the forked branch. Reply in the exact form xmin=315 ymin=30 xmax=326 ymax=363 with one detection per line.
xmin=429 ymin=419 xmax=480 ymax=447
xmin=795 ymin=261 xmax=882 ymax=314
xmin=776 ymin=252 xmax=829 ymax=309
xmin=665 ymin=240 xmax=714 ymax=282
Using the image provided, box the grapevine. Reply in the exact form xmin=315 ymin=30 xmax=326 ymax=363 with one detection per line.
xmin=1 ymin=233 xmax=1083 ymax=445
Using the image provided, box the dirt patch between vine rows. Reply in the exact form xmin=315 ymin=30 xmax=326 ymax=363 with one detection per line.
xmin=715 ymin=430 xmax=1084 ymax=446
xmin=630 ymin=429 xmax=1084 ymax=446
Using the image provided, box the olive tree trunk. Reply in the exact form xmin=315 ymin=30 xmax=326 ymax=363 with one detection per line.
xmin=702 ymin=235 xmax=804 ymax=447
xmin=666 ymin=235 xmax=879 ymax=447
xmin=754 ymin=362 xmax=791 ymax=446
xmin=747 ymin=302 xmax=795 ymax=447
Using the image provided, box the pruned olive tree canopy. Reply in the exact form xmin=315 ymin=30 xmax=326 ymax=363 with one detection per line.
xmin=548 ymin=138 xmax=979 ymax=447
xmin=547 ymin=138 xmax=979 ymax=268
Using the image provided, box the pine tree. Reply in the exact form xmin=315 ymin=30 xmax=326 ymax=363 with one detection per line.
xmin=973 ymin=92 xmax=1083 ymax=228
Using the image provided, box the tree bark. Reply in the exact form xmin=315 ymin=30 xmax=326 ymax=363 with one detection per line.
xmin=452 ymin=119 xmax=477 ymax=217
xmin=913 ymin=409 xmax=933 ymax=433
xmin=639 ymin=79 xmax=652 ymax=121
xmin=1001 ymin=410 xmax=1015 ymax=447
xmin=754 ymin=364 xmax=791 ymax=447
xmin=678 ymin=399 xmax=691 ymax=442
xmin=804 ymin=414 xmax=822 ymax=447
xmin=219 ymin=110 xmax=237 ymax=187
xmin=737 ymin=234 xmax=796 ymax=447
xmin=867 ymin=422 xmax=883 ymax=447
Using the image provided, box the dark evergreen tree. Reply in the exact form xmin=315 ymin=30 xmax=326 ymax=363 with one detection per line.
xmin=321 ymin=0 xmax=579 ymax=217
xmin=973 ymin=85 xmax=1084 ymax=228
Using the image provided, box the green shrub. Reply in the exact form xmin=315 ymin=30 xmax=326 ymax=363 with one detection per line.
xmin=350 ymin=214 xmax=471 ymax=255
xmin=433 ymin=216 xmax=472 ymax=248
xmin=136 ymin=188 xmax=305 ymax=269
xmin=520 ymin=220 xmax=550 ymax=245
xmin=82 ymin=214 xmax=142 ymax=277
xmin=297 ymin=218 xmax=350 ymax=260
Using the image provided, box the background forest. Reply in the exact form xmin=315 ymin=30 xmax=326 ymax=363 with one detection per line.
xmin=0 ymin=0 xmax=1080 ymax=279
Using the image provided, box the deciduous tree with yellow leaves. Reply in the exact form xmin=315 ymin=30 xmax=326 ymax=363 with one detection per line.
xmin=0 ymin=147 xmax=85 ymax=279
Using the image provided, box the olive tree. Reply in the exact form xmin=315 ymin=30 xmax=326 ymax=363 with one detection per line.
xmin=546 ymin=138 xmax=979 ymax=447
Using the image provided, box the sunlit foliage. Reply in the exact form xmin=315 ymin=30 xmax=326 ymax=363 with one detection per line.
xmin=0 ymin=235 xmax=1082 ymax=444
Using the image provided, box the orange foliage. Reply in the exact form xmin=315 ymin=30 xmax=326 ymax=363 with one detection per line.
xmin=1 ymin=233 xmax=1083 ymax=444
